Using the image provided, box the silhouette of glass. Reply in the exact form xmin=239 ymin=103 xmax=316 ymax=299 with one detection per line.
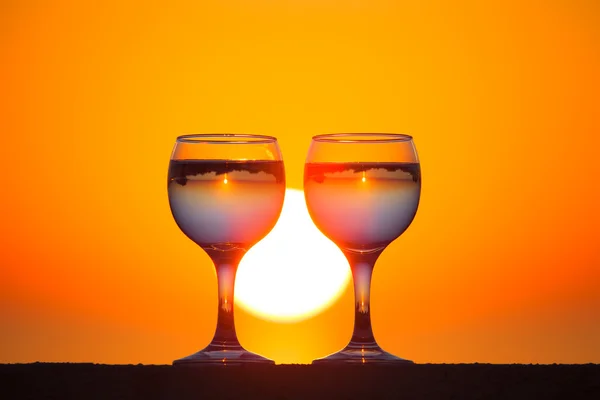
xmin=304 ymin=133 xmax=421 ymax=364
xmin=168 ymin=134 xmax=285 ymax=365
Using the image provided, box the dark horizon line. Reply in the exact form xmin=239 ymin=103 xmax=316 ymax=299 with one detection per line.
xmin=2 ymin=361 xmax=598 ymax=367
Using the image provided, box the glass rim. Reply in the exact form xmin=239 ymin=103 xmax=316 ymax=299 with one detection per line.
xmin=176 ymin=133 xmax=278 ymax=144
xmin=312 ymin=133 xmax=413 ymax=143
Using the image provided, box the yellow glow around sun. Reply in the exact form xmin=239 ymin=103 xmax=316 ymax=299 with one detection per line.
xmin=236 ymin=189 xmax=351 ymax=323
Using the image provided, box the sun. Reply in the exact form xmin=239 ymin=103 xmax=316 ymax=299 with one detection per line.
xmin=235 ymin=189 xmax=351 ymax=323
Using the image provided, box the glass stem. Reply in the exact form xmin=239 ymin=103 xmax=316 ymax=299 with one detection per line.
xmin=211 ymin=263 xmax=241 ymax=347
xmin=344 ymin=250 xmax=382 ymax=349
xmin=205 ymin=248 xmax=245 ymax=349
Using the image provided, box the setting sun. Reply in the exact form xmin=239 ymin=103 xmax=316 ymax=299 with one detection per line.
xmin=236 ymin=189 xmax=351 ymax=323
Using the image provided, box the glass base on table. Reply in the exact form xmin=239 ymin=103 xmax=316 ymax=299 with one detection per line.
xmin=312 ymin=342 xmax=413 ymax=365
xmin=173 ymin=343 xmax=275 ymax=366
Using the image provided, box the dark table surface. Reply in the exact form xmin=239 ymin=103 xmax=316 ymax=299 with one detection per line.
xmin=1 ymin=363 xmax=599 ymax=399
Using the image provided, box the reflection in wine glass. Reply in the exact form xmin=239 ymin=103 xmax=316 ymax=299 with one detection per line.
xmin=168 ymin=134 xmax=285 ymax=365
xmin=304 ymin=133 xmax=421 ymax=364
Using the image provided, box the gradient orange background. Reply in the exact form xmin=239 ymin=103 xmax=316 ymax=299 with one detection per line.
xmin=1 ymin=0 xmax=599 ymax=365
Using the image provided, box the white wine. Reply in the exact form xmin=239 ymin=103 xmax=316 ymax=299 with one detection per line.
xmin=168 ymin=160 xmax=285 ymax=250
xmin=304 ymin=162 xmax=420 ymax=251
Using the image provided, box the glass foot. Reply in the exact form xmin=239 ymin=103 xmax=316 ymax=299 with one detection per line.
xmin=173 ymin=343 xmax=275 ymax=366
xmin=312 ymin=342 xmax=413 ymax=365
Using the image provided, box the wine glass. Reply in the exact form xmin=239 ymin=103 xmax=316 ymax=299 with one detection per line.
xmin=168 ymin=134 xmax=285 ymax=365
xmin=304 ymin=133 xmax=421 ymax=364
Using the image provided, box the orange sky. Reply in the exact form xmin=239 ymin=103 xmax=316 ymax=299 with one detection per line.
xmin=1 ymin=0 xmax=599 ymax=365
